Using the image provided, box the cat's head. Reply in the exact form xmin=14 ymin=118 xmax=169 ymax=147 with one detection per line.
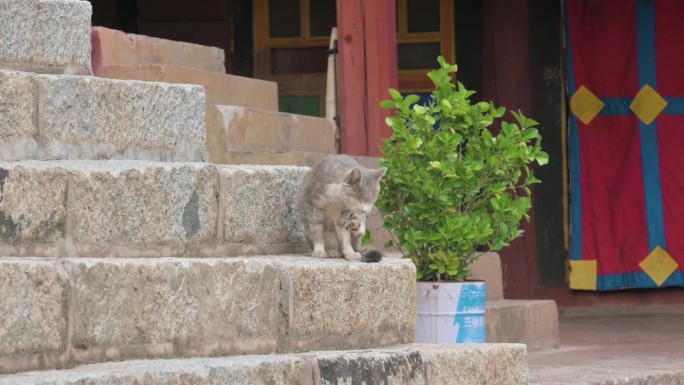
xmin=341 ymin=167 xmax=387 ymax=213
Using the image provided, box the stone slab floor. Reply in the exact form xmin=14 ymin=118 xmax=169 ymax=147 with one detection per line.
xmin=529 ymin=304 xmax=684 ymax=385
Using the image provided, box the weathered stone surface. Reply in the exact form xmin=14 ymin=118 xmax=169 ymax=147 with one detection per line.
xmin=0 ymin=162 xmax=67 ymax=244
xmin=487 ymin=299 xmax=560 ymax=352
xmin=0 ymin=258 xmax=68 ymax=362
xmin=96 ymin=64 xmax=278 ymax=111
xmin=207 ymin=106 xmax=335 ymax=163
xmin=37 ymin=74 xmax=207 ymax=162
xmin=215 ymin=150 xmax=329 ymax=167
xmin=0 ymin=160 xmax=218 ymax=258
xmin=219 ymin=166 xmax=307 ymax=252
xmin=69 ymin=258 xmax=280 ymax=358
xmin=0 ymin=70 xmax=207 ymax=162
xmin=209 ymin=151 xmax=381 ymax=170
xmin=0 ymin=162 xmax=343 ymax=257
xmin=0 ymin=344 xmax=528 ymax=385
xmin=66 ymin=161 xmax=217 ymax=256
xmin=92 ymin=27 xmax=226 ymax=74
xmin=313 ymin=349 xmax=426 ymax=385
xmin=0 ymin=71 xmax=38 ymax=161
xmin=0 ymin=256 xmax=420 ymax=374
xmin=0 ymin=162 xmax=398 ymax=257
xmin=0 ymin=0 xmax=91 ymax=75
xmin=278 ymin=256 xmax=416 ymax=351
xmin=420 ymin=343 xmax=528 ymax=385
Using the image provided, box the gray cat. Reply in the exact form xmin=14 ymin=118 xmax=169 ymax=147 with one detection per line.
xmin=296 ymin=155 xmax=386 ymax=262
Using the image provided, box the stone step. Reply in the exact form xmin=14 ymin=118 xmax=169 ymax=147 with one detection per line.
xmin=0 ymin=160 xmax=403 ymax=257
xmin=0 ymin=345 xmax=527 ymax=385
xmin=0 ymin=161 xmax=312 ymax=257
xmin=0 ymin=0 xmax=91 ymax=75
xmin=96 ymin=64 xmax=278 ymax=111
xmin=91 ymin=27 xmax=226 ymax=74
xmin=207 ymin=106 xmax=336 ymax=163
xmin=0 ymin=344 xmax=527 ymax=384
xmin=0 ymin=70 xmax=207 ymax=162
xmin=211 ymin=151 xmax=386 ymax=169
xmin=0 ymin=256 xmax=415 ymax=374
xmin=215 ymin=149 xmax=332 ymax=167
xmin=487 ymin=299 xmax=560 ymax=352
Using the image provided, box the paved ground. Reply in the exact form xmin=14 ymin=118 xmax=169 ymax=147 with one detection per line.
xmin=529 ymin=305 xmax=684 ymax=385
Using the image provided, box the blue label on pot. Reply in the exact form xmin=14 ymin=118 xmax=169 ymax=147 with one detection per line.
xmin=453 ymin=282 xmax=486 ymax=343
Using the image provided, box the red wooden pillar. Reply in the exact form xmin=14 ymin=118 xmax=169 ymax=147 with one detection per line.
xmin=363 ymin=0 xmax=398 ymax=157
xmin=336 ymin=0 xmax=368 ymax=156
xmin=336 ymin=0 xmax=398 ymax=156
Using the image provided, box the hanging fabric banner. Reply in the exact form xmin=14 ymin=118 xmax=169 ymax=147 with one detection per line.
xmin=565 ymin=0 xmax=684 ymax=291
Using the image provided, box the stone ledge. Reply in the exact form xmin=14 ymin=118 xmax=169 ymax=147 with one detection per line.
xmin=487 ymin=299 xmax=560 ymax=351
xmin=0 ymin=344 xmax=527 ymax=385
xmin=277 ymin=256 xmax=416 ymax=352
xmin=92 ymin=27 xmax=226 ymax=74
xmin=0 ymin=160 xmax=217 ymax=256
xmin=213 ymin=150 xmax=330 ymax=167
xmin=0 ymin=70 xmax=207 ymax=162
xmin=0 ymin=161 xmax=406 ymax=257
xmin=0 ymin=259 xmax=68 ymax=360
xmin=0 ymin=0 xmax=92 ymax=75
xmin=207 ymin=105 xmax=336 ymax=162
xmin=96 ymin=64 xmax=278 ymax=111
xmin=0 ymin=256 xmax=415 ymax=375
xmin=218 ymin=165 xmax=307 ymax=246
xmin=0 ymin=161 xmax=316 ymax=257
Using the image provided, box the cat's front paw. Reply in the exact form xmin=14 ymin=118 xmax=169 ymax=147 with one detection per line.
xmin=326 ymin=249 xmax=343 ymax=258
xmin=312 ymin=249 xmax=327 ymax=258
xmin=344 ymin=251 xmax=362 ymax=261
xmin=345 ymin=219 xmax=361 ymax=233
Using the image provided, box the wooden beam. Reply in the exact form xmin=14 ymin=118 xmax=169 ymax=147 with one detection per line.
xmin=364 ymin=0 xmax=398 ymax=156
xmin=336 ymin=0 xmax=368 ymax=156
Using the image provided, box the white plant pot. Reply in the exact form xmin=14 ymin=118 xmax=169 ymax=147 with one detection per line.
xmin=414 ymin=281 xmax=487 ymax=343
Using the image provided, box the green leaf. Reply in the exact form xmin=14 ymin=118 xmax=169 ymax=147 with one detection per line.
xmin=388 ymin=88 xmax=402 ymax=100
xmin=476 ymin=101 xmax=491 ymax=111
xmin=429 ymin=161 xmax=443 ymax=170
xmin=535 ymin=151 xmax=549 ymax=165
xmin=521 ymin=128 xmax=539 ymax=140
xmin=380 ymin=100 xmax=396 ymax=109
xmin=413 ymin=105 xmax=427 ymax=114
xmin=525 ymin=118 xmax=540 ymax=127
xmin=405 ymin=94 xmax=421 ymax=105
xmin=495 ymin=106 xmax=506 ymax=117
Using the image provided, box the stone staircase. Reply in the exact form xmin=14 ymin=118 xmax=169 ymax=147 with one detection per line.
xmin=0 ymin=1 xmax=528 ymax=384
xmin=91 ymin=26 xmax=336 ymax=167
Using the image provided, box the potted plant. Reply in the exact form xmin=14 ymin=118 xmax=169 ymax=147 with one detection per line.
xmin=377 ymin=56 xmax=548 ymax=343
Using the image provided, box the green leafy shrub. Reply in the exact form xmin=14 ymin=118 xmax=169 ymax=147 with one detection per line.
xmin=377 ymin=56 xmax=548 ymax=282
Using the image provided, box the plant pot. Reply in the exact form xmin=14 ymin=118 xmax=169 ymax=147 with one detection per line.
xmin=414 ymin=281 xmax=487 ymax=343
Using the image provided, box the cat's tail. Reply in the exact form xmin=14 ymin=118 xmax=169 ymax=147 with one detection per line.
xmin=360 ymin=248 xmax=383 ymax=263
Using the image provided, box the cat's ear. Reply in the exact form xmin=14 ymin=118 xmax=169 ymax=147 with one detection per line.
xmin=345 ymin=168 xmax=362 ymax=184
xmin=372 ymin=167 xmax=387 ymax=180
